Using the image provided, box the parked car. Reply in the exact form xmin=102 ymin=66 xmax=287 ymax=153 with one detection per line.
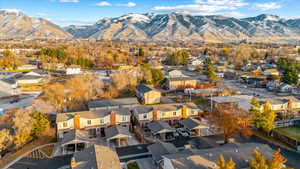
xmin=176 ymin=128 xmax=189 ymax=137
xmin=10 ymin=96 xmax=20 ymax=104
xmin=172 ymin=131 xmax=179 ymax=137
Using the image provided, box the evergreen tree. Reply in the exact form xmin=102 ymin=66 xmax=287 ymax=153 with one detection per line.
xmin=204 ymin=57 xmax=219 ymax=81
xmin=30 ymin=112 xmax=50 ymax=139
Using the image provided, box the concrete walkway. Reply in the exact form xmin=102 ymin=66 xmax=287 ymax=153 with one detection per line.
xmin=136 ymin=158 xmax=156 ymax=169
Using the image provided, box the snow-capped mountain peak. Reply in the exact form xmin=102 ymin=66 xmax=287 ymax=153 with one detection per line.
xmin=118 ymin=13 xmax=150 ymax=23
xmin=0 ymin=9 xmax=23 ymax=16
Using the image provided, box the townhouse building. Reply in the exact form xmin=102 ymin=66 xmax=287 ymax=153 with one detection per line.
xmin=132 ymin=103 xmax=202 ymax=127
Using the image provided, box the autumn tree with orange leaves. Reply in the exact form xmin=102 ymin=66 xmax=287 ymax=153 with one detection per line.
xmin=209 ymin=105 xmax=253 ymax=143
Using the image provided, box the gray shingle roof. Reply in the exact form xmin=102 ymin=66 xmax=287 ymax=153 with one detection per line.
xmin=180 ymin=118 xmax=208 ymax=130
xmin=164 ymin=143 xmax=274 ymax=169
xmin=259 ymin=96 xmax=300 ymax=105
xmin=147 ymin=121 xmax=174 ymax=134
xmin=147 ymin=141 xmax=178 ymax=162
xmin=88 ymin=97 xmax=139 ymax=109
xmin=73 ymin=145 xmax=121 ymax=169
xmin=60 ymin=130 xmax=90 ymax=146
xmin=105 ymin=125 xmax=131 ymax=140
xmin=168 ymin=76 xmax=197 ymax=81
xmin=136 ymin=84 xmax=158 ymax=93
xmin=56 ymin=108 xmax=131 ymax=123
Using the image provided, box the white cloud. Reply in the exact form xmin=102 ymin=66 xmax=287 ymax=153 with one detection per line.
xmin=253 ymin=2 xmax=281 ymax=11
xmin=96 ymin=1 xmax=111 ymax=6
xmin=153 ymin=0 xmax=248 ymax=13
xmin=117 ymin=2 xmax=136 ymax=7
xmin=59 ymin=0 xmax=79 ymax=3
xmin=195 ymin=0 xmax=248 ymax=7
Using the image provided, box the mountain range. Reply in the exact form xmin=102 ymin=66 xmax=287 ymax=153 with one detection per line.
xmin=1 ymin=9 xmax=300 ymax=43
xmin=0 ymin=9 xmax=71 ymax=40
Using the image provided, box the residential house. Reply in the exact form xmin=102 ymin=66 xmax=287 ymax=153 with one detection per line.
xmin=70 ymin=145 xmax=122 ymax=169
xmin=279 ymin=83 xmax=293 ymax=93
xmin=136 ymin=84 xmax=161 ymax=104
xmin=56 ymin=108 xmax=131 ymax=138
xmin=266 ymin=81 xmax=282 ymax=91
xmin=17 ymin=64 xmax=37 ymax=70
xmin=59 ymin=130 xmax=91 ymax=154
xmin=166 ymin=76 xmax=198 ymax=90
xmin=187 ymin=58 xmax=203 ymax=71
xmin=161 ymin=143 xmax=274 ymax=169
xmin=66 ymin=66 xmax=82 ymax=75
xmin=0 ymin=78 xmax=17 ymax=97
xmin=263 ymin=69 xmax=280 ymax=76
xmin=258 ymin=96 xmax=300 ymax=113
xmin=88 ymin=97 xmax=139 ymax=111
xmin=211 ymin=95 xmax=253 ymax=111
xmin=133 ymin=103 xmax=202 ymax=126
xmin=147 ymin=122 xmax=175 ymax=141
xmin=179 ymin=118 xmax=209 ymax=136
xmin=105 ymin=125 xmax=132 ymax=147
xmin=147 ymin=141 xmax=178 ymax=165
xmin=166 ymin=69 xmax=183 ymax=78
xmin=16 ymin=69 xmax=48 ymax=92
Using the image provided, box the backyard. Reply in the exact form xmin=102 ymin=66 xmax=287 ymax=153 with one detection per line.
xmin=275 ymin=127 xmax=300 ymax=141
xmin=127 ymin=162 xmax=140 ymax=169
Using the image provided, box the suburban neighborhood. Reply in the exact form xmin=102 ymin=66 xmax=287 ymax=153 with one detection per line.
xmin=1 ymin=1 xmax=300 ymax=168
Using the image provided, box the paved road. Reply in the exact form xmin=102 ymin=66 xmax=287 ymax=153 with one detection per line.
xmin=223 ymin=80 xmax=277 ymax=98
xmin=237 ymin=135 xmax=300 ymax=168
xmin=9 ymin=155 xmax=72 ymax=169
xmin=0 ymin=96 xmax=35 ymax=110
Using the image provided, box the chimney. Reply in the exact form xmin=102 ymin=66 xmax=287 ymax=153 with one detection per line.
xmin=152 ymin=108 xmax=158 ymax=121
xmin=182 ymin=105 xmax=188 ymax=119
xmin=110 ymin=111 xmax=116 ymax=126
xmin=74 ymin=114 xmax=81 ymax=129
xmin=70 ymin=156 xmax=77 ymax=168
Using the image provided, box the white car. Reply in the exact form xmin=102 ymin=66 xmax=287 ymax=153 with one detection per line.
xmin=176 ymin=128 xmax=189 ymax=137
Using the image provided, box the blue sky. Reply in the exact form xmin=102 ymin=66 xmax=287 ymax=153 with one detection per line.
xmin=1 ymin=0 xmax=299 ymax=26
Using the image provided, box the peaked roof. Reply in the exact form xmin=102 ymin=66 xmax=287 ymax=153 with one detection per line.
xmin=88 ymin=97 xmax=139 ymax=109
xmin=56 ymin=108 xmax=131 ymax=122
xmin=136 ymin=84 xmax=159 ymax=93
xmin=60 ymin=130 xmax=90 ymax=146
xmin=147 ymin=141 xmax=178 ymax=162
xmin=105 ymin=125 xmax=131 ymax=140
xmin=180 ymin=118 xmax=208 ymax=130
xmin=147 ymin=121 xmax=174 ymax=134
xmin=73 ymin=145 xmax=121 ymax=169
xmin=164 ymin=143 xmax=274 ymax=169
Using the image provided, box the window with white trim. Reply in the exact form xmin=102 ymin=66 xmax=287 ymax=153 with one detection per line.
xmin=63 ymin=122 xmax=68 ymax=128
xmin=87 ymin=120 xmax=91 ymax=125
xmin=143 ymin=114 xmax=148 ymax=119
xmin=122 ymin=116 xmax=127 ymax=122
xmin=100 ymin=119 xmax=104 ymax=124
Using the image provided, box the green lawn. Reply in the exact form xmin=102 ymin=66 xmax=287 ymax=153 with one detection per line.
xmin=192 ymin=98 xmax=208 ymax=105
xmin=275 ymin=127 xmax=300 ymax=141
xmin=127 ymin=162 xmax=140 ymax=169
